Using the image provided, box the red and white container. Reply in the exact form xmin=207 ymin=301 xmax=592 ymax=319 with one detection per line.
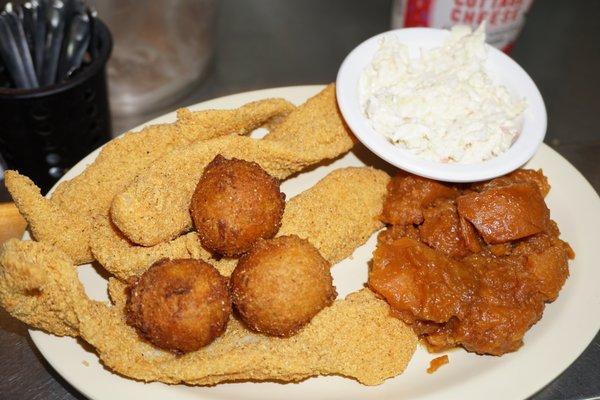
xmin=391 ymin=0 xmax=534 ymax=53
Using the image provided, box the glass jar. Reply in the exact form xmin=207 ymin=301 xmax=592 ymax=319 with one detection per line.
xmin=92 ymin=0 xmax=217 ymax=115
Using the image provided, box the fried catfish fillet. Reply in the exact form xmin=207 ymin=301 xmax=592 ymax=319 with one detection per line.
xmin=0 ymin=239 xmax=84 ymax=336
xmin=0 ymin=240 xmax=416 ymax=386
xmin=5 ymin=172 xmax=91 ymax=266
xmin=92 ymin=167 xmax=389 ymax=280
xmin=110 ymin=84 xmax=355 ymax=246
xmin=5 ymin=99 xmax=295 ymax=264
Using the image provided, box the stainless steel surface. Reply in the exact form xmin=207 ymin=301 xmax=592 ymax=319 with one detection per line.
xmin=1 ymin=0 xmax=599 ymax=399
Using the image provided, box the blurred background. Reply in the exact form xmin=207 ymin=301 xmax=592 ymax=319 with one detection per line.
xmin=0 ymin=0 xmax=598 ymax=194
xmin=0 ymin=0 xmax=599 ymax=399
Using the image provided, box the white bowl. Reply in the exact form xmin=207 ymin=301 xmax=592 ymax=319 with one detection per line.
xmin=336 ymin=28 xmax=547 ymax=182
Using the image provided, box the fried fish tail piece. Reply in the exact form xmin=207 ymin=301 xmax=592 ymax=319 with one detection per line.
xmin=92 ymin=167 xmax=389 ymax=280
xmin=4 ymin=99 xmax=295 ymax=264
xmin=4 ymin=171 xmax=90 ymax=264
xmin=111 ymin=84 xmax=355 ymax=246
xmin=0 ymin=239 xmax=85 ymax=336
xmin=0 ymin=240 xmax=417 ymax=386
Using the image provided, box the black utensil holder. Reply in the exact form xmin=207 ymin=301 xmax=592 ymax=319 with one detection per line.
xmin=0 ymin=19 xmax=112 ymax=194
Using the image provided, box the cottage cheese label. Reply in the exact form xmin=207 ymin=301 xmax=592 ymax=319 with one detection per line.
xmin=359 ymin=24 xmax=527 ymax=164
xmin=391 ymin=0 xmax=535 ymax=52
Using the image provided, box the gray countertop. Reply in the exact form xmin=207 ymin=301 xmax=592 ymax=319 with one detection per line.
xmin=1 ymin=0 xmax=599 ymax=399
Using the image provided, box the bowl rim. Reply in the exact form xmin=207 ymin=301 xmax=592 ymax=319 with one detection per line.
xmin=336 ymin=27 xmax=547 ymax=182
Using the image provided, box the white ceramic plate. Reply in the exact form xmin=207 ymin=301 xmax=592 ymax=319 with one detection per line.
xmin=336 ymin=28 xmax=547 ymax=182
xmin=28 ymin=86 xmax=600 ymax=400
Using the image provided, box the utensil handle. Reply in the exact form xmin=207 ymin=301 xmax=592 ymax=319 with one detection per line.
xmin=21 ymin=2 xmax=38 ymax=70
xmin=4 ymin=9 xmax=39 ymax=87
xmin=57 ymin=11 xmax=89 ymax=81
xmin=33 ymin=0 xmax=46 ymax=79
xmin=41 ymin=0 xmax=66 ymax=86
xmin=0 ymin=15 xmax=31 ymax=88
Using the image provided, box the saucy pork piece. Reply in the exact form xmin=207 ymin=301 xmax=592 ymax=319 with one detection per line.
xmin=427 ymin=355 xmax=449 ymax=374
xmin=368 ymin=237 xmax=477 ymax=325
xmin=456 ymin=254 xmax=546 ymax=355
xmin=379 ymin=224 xmax=420 ymax=243
xmin=421 ymin=318 xmax=460 ymax=352
xmin=459 ymin=215 xmax=484 ymax=253
xmin=513 ymin=221 xmax=574 ymax=302
xmin=420 ymin=199 xmax=478 ymax=259
xmin=372 ymin=168 xmax=573 ymax=357
xmin=381 ymin=172 xmax=458 ymax=226
xmin=472 ymin=169 xmax=551 ymax=197
xmin=457 ymin=182 xmax=550 ymax=244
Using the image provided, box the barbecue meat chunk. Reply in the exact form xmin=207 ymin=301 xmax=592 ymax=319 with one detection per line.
xmin=472 ymin=169 xmax=551 ymax=198
xmin=455 ymin=254 xmax=546 ymax=355
xmin=382 ymin=172 xmax=458 ymax=226
xmin=420 ymin=199 xmax=481 ymax=259
xmin=457 ymin=183 xmax=550 ymax=244
xmin=368 ymin=237 xmax=477 ymax=325
xmin=513 ymin=221 xmax=574 ymax=301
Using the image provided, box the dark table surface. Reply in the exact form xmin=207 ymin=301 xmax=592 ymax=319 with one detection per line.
xmin=1 ymin=0 xmax=599 ymax=399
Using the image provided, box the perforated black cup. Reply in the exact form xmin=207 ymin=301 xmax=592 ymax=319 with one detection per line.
xmin=0 ymin=19 xmax=112 ymax=193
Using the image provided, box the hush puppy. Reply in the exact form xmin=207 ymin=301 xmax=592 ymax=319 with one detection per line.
xmin=190 ymin=155 xmax=286 ymax=257
xmin=126 ymin=258 xmax=231 ymax=353
xmin=230 ymin=235 xmax=337 ymax=337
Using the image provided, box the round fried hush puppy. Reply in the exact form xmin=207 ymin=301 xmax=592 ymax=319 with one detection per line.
xmin=190 ymin=155 xmax=286 ymax=257
xmin=230 ymin=235 xmax=337 ymax=337
xmin=126 ymin=258 xmax=231 ymax=354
